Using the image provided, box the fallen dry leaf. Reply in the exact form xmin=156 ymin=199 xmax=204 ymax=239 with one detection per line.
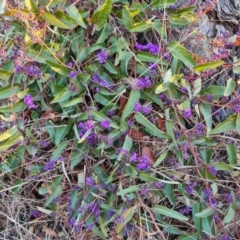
xmin=157 ymin=116 xmax=166 ymax=132
xmin=33 ymin=232 xmax=45 ymax=240
xmin=128 ymin=128 xmax=144 ymax=140
xmin=119 ymin=95 xmax=128 ymax=115
xmin=142 ymin=146 xmax=156 ymax=164
xmin=42 ymin=225 xmax=57 ymax=238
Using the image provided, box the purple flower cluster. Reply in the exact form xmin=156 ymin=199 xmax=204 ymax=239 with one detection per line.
xmin=194 ymin=123 xmax=205 ymax=136
xmin=96 ymin=49 xmax=107 ymax=64
xmin=232 ymin=98 xmax=240 ymax=113
xmin=182 ymin=108 xmax=192 ymax=118
xmin=137 ymin=76 xmax=152 ymax=89
xmin=129 ymin=153 xmax=151 ymax=171
xmin=29 ymin=210 xmax=45 ymax=218
xmin=134 ymin=102 xmax=153 ymax=115
xmin=208 ymin=165 xmax=217 ymax=176
xmin=44 ymin=158 xmax=55 ymax=171
xmin=92 ymin=73 xmax=111 ymax=89
xmin=100 ymin=119 xmax=110 ymax=129
xmin=107 ymin=109 xmax=115 ymax=118
xmin=69 ymin=71 xmax=78 ymax=78
xmin=86 ymin=177 xmax=95 ymax=186
xmin=135 ymin=42 xmax=160 ymax=55
xmin=204 ymin=93 xmax=214 ymax=102
xmin=38 ymin=140 xmax=50 ymax=148
xmin=179 ymin=206 xmax=191 ymax=215
xmin=204 ymin=188 xmax=216 ymax=207
xmin=217 ymin=236 xmax=231 ymax=240
xmin=24 ymin=94 xmax=38 ymax=109
xmin=184 ymin=181 xmax=195 ymax=195
xmin=78 ymin=120 xmax=98 ymax=145
xmin=26 ymin=64 xmax=42 ymax=78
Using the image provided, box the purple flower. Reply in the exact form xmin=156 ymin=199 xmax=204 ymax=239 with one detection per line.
xmin=185 ymin=181 xmax=195 ymax=195
xmin=39 ymin=140 xmax=50 ymax=148
xmin=204 ymin=188 xmax=212 ymax=198
xmin=115 ymin=215 xmax=124 ymax=224
xmin=130 ymin=152 xmax=138 ymax=163
xmin=182 ymin=108 xmax=192 ymax=118
xmin=159 ymin=93 xmax=166 ymax=101
xmin=179 ymin=206 xmax=191 ymax=215
xmin=134 ymin=102 xmax=142 ymax=112
xmin=100 ymin=120 xmax=110 ymax=129
xmin=181 ymin=87 xmax=188 ymax=94
xmin=107 ymin=109 xmax=115 ymax=118
xmin=69 ymin=71 xmax=77 ymax=78
xmin=85 ymin=222 xmax=95 ymax=231
xmin=213 ymin=213 xmax=220 ymax=223
xmin=67 ymin=62 xmax=73 ymax=67
xmin=154 ymin=181 xmax=164 ymax=189
xmin=26 ymin=64 xmax=42 ymax=78
xmin=208 ymin=165 xmax=217 ymax=176
xmin=205 ymin=94 xmax=214 ymax=102
xmin=163 ymin=52 xmax=171 ymax=61
xmin=147 ymin=43 xmax=160 ymax=54
xmin=24 ymin=94 xmax=38 ymax=109
xmin=96 ymin=49 xmax=107 ymax=64
xmin=44 ymin=158 xmax=55 ymax=171
xmin=142 ymin=104 xmax=153 ymax=115
xmin=86 ymin=177 xmax=95 ymax=186
xmin=29 ymin=210 xmax=44 ymax=218
xmin=221 ymin=96 xmax=229 ymax=103
xmin=140 ymin=185 xmax=149 ymax=195
xmin=223 ymin=193 xmax=233 ymax=203
xmin=136 ymin=156 xmax=151 ymax=171
xmin=135 ymin=42 xmax=148 ymax=51
xmin=137 ymin=76 xmax=152 ymax=89
xmin=217 ymin=236 xmax=231 ymax=240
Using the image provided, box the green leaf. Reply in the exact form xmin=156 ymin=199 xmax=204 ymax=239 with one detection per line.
xmin=120 ymin=51 xmax=133 ymax=76
xmin=52 ymin=142 xmax=68 ymax=159
xmin=117 ymin=185 xmax=140 ymax=197
xmin=51 ymin=87 xmax=73 ymax=104
xmin=0 ymin=84 xmax=20 ymax=100
xmin=136 ymin=51 xmax=167 ymax=64
xmin=92 ymin=110 xmax=119 ymax=129
xmin=128 ymin=21 xmax=153 ymax=32
xmin=0 ymin=101 xmax=25 ymax=113
xmin=194 ymin=61 xmax=224 ymax=73
xmin=121 ymin=90 xmax=140 ymax=121
xmin=199 ymin=104 xmax=212 ymax=133
xmin=224 ymin=204 xmax=236 ymax=223
xmin=25 ymin=0 xmax=38 ymax=13
xmin=0 ymin=126 xmax=18 ymax=142
xmin=164 ymin=184 xmax=176 ymax=205
xmin=210 ymin=114 xmax=236 ymax=135
xmin=135 ymin=113 xmax=169 ymax=139
xmin=152 ymin=0 xmax=176 ymax=9
xmin=200 ymin=85 xmax=225 ymax=99
xmin=117 ymin=135 xmax=132 ymax=162
xmin=90 ymin=0 xmax=112 ymax=28
xmin=202 ymin=216 xmax=215 ymax=236
xmin=178 ymin=233 xmax=199 ymax=240
xmin=116 ymin=206 xmax=136 ymax=232
xmin=44 ymin=185 xmax=62 ymax=207
xmin=0 ymin=132 xmax=23 ymax=152
xmin=0 ymin=0 xmax=6 ymax=14
xmin=236 ymin=114 xmax=240 ymax=135
xmin=224 ymin=78 xmax=236 ymax=97
xmin=213 ymin=162 xmax=233 ymax=171
xmin=71 ymin=144 xmax=88 ymax=170
xmin=11 ymin=179 xmax=23 ymax=195
xmin=97 ymin=23 xmax=112 ymax=43
xmin=139 ymin=172 xmax=158 ymax=182
xmin=153 ymin=19 xmax=167 ymax=38
xmin=192 ymin=202 xmax=202 ymax=237
xmin=65 ymin=5 xmax=87 ymax=28
xmin=152 ymin=205 xmax=188 ymax=221
xmin=0 ymin=70 xmax=12 ymax=81
xmin=54 ymin=11 xmax=77 ymax=29
xmin=62 ymin=97 xmax=83 ymax=108
xmin=42 ymin=12 xmax=69 ymax=29
xmin=54 ymin=124 xmax=72 ymax=145
xmin=195 ymin=208 xmax=214 ymax=218
xmin=193 ymin=78 xmax=202 ymax=96
xmin=226 ymin=144 xmax=237 ymax=165
xmin=39 ymin=176 xmax=63 ymax=195
xmin=153 ymin=149 xmax=169 ymax=167
xmin=168 ymin=41 xmax=196 ymax=68
xmin=45 ymin=61 xmax=71 ymax=76
xmin=103 ymin=61 xmax=118 ymax=74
